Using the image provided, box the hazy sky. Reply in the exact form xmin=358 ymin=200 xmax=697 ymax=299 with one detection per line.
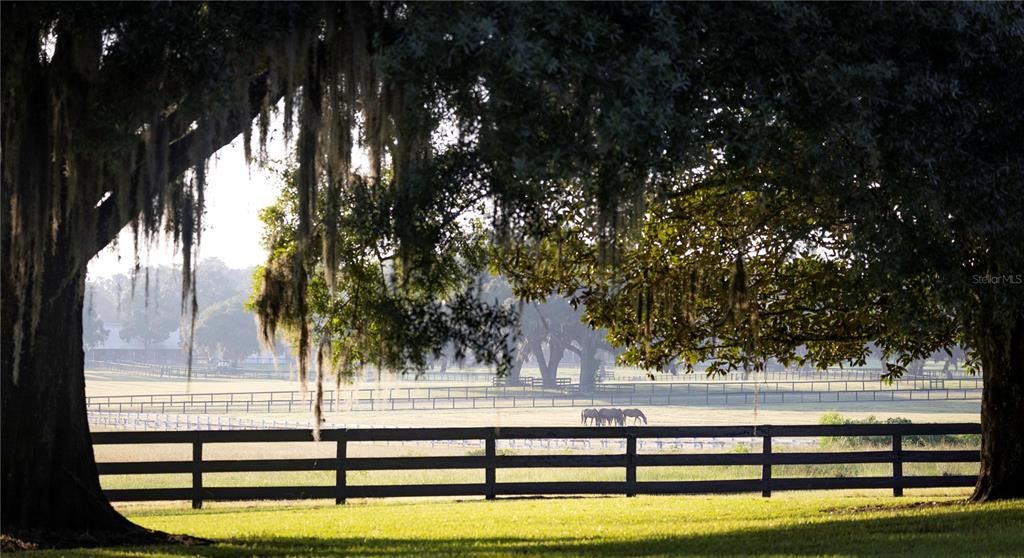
xmin=87 ymin=135 xmax=284 ymax=278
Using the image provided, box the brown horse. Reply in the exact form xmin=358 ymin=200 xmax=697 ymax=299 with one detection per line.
xmin=597 ymin=408 xmax=625 ymax=426
xmin=622 ymin=408 xmax=647 ymax=424
xmin=581 ymin=408 xmax=600 ymax=425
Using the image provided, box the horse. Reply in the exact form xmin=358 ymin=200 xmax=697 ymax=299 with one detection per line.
xmin=581 ymin=408 xmax=600 ymax=425
xmin=598 ymin=408 xmax=625 ymax=426
xmin=622 ymin=408 xmax=647 ymax=425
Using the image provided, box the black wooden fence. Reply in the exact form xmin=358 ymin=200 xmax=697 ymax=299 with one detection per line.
xmin=93 ymin=423 xmax=980 ymax=508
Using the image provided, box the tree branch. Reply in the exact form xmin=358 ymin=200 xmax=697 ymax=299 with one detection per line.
xmin=85 ymin=71 xmax=285 ymax=261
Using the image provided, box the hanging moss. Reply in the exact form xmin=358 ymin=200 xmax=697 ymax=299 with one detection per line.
xmin=2 ymin=4 xmax=320 ymax=384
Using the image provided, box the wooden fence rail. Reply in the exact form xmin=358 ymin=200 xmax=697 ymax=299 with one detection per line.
xmin=88 ymin=361 xmax=973 ymax=383
xmin=93 ymin=424 xmax=980 ymax=508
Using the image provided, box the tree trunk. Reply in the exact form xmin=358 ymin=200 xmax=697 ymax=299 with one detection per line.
xmin=1 ymin=18 xmax=276 ymax=542
xmin=972 ymin=314 xmax=1024 ymax=502
xmin=908 ymin=359 xmax=926 ymax=378
xmin=532 ymin=340 xmax=565 ymax=389
xmin=1 ymin=247 xmax=159 ymax=543
xmin=0 ymin=65 xmax=160 ymax=543
xmin=505 ymin=342 xmax=526 ymax=386
xmin=577 ymin=338 xmax=600 ymax=394
xmin=0 ymin=44 xmax=141 ymax=542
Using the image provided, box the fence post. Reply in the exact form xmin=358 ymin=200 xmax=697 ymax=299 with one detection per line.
xmin=336 ymin=431 xmax=348 ymax=505
xmin=893 ymin=434 xmax=903 ymax=497
xmin=192 ymin=436 xmax=203 ymax=509
xmin=626 ymin=434 xmax=637 ymax=497
xmin=485 ymin=431 xmax=497 ymax=500
xmin=761 ymin=433 xmax=772 ymax=498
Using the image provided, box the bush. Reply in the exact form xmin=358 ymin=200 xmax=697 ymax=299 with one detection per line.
xmin=817 ymin=412 xmax=980 ymax=449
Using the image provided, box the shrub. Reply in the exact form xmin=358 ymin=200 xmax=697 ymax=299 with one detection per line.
xmin=817 ymin=413 xmax=980 ymax=449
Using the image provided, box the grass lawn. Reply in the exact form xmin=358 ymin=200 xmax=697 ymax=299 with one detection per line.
xmin=13 ymin=494 xmax=1024 ymax=557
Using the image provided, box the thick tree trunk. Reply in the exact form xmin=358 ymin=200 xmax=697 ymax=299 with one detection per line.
xmin=0 ymin=66 xmax=162 ymax=544
xmin=1 ymin=15 xmax=276 ymax=543
xmin=972 ymin=315 xmax=1024 ymax=502
xmin=532 ymin=340 xmax=565 ymax=389
xmin=0 ymin=42 xmax=147 ymax=541
xmin=1 ymin=248 xmax=157 ymax=542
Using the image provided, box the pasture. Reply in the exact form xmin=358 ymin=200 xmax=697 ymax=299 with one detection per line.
xmin=11 ymin=495 xmax=1024 ymax=556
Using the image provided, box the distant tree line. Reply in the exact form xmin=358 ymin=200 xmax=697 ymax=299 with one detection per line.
xmin=85 ymin=258 xmax=259 ymax=365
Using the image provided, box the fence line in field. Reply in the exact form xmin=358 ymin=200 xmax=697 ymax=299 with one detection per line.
xmin=85 ymin=378 xmax=982 ymax=415
xmin=88 ymin=411 xmax=308 ymax=431
xmin=92 ymin=423 xmax=981 ymax=507
xmin=87 ymin=360 xmax=293 ymax=380
xmin=86 ymin=377 xmax=985 ymax=405
xmin=88 ymin=410 xmax=820 ymax=452
xmin=88 ymin=360 xmax=975 ymax=384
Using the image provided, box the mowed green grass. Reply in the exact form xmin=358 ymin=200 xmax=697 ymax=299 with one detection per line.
xmin=15 ymin=494 xmax=1024 ymax=557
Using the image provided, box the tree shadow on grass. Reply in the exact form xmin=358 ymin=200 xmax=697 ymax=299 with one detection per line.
xmin=13 ymin=505 xmax=1024 ymax=557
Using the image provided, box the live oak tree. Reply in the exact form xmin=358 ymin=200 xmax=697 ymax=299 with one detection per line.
xmin=3 ymin=1 xmax=1022 ymax=546
xmin=493 ymin=4 xmax=1024 ymax=501
xmin=523 ymin=297 xmax=612 ymax=392
xmin=694 ymin=6 xmax=1024 ymax=503
xmin=115 ymin=267 xmax=181 ymax=356
xmin=475 ymin=276 xmax=612 ymax=391
xmin=82 ymin=261 xmax=253 ymax=363
xmin=193 ymin=298 xmax=259 ymax=367
xmin=249 ymin=170 xmax=518 ymax=431
xmin=3 ymin=2 xmax=331 ymax=541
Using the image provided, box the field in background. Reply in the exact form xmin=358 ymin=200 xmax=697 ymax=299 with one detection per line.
xmin=13 ymin=495 xmax=1023 ymax=557
xmin=89 ymin=404 xmax=980 ymax=431
xmin=85 ymin=367 xmax=980 ymax=429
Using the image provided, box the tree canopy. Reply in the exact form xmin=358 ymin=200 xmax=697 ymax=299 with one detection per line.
xmin=250 ymin=166 xmax=517 ymax=420
xmin=193 ymin=297 xmax=259 ymax=364
xmin=3 ymin=1 xmax=1024 ymax=544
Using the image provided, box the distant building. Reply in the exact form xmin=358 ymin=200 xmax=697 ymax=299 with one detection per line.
xmin=85 ymin=323 xmax=185 ymax=364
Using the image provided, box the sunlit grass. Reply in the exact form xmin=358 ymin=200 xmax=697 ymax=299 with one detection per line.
xmin=14 ymin=494 xmax=1024 ymax=557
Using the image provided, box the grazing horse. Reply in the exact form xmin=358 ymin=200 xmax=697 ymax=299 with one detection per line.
xmin=622 ymin=408 xmax=647 ymax=425
xmin=598 ymin=408 xmax=625 ymax=426
xmin=581 ymin=408 xmax=600 ymax=425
